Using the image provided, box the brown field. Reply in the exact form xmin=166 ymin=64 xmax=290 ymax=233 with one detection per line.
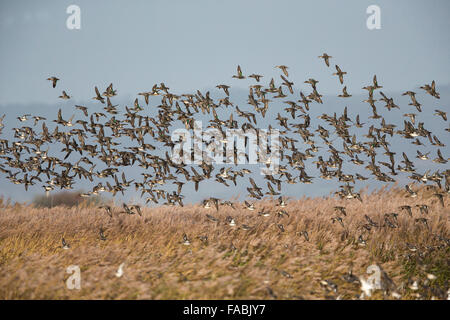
xmin=0 ymin=186 xmax=448 ymax=300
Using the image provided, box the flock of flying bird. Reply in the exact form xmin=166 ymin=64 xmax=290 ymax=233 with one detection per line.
xmin=0 ymin=54 xmax=449 ymax=265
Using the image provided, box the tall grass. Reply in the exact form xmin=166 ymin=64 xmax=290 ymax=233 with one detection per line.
xmin=0 ymin=187 xmax=448 ymax=299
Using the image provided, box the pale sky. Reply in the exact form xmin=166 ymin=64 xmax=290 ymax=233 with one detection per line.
xmin=0 ymin=0 xmax=449 ymax=105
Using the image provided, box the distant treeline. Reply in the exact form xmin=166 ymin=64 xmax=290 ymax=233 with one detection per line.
xmin=33 ymin=190 xmax=104 ymax=208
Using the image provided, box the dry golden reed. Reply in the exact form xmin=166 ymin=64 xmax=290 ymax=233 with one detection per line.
xmin=0 ymin=187 xmax=448 ymax=300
